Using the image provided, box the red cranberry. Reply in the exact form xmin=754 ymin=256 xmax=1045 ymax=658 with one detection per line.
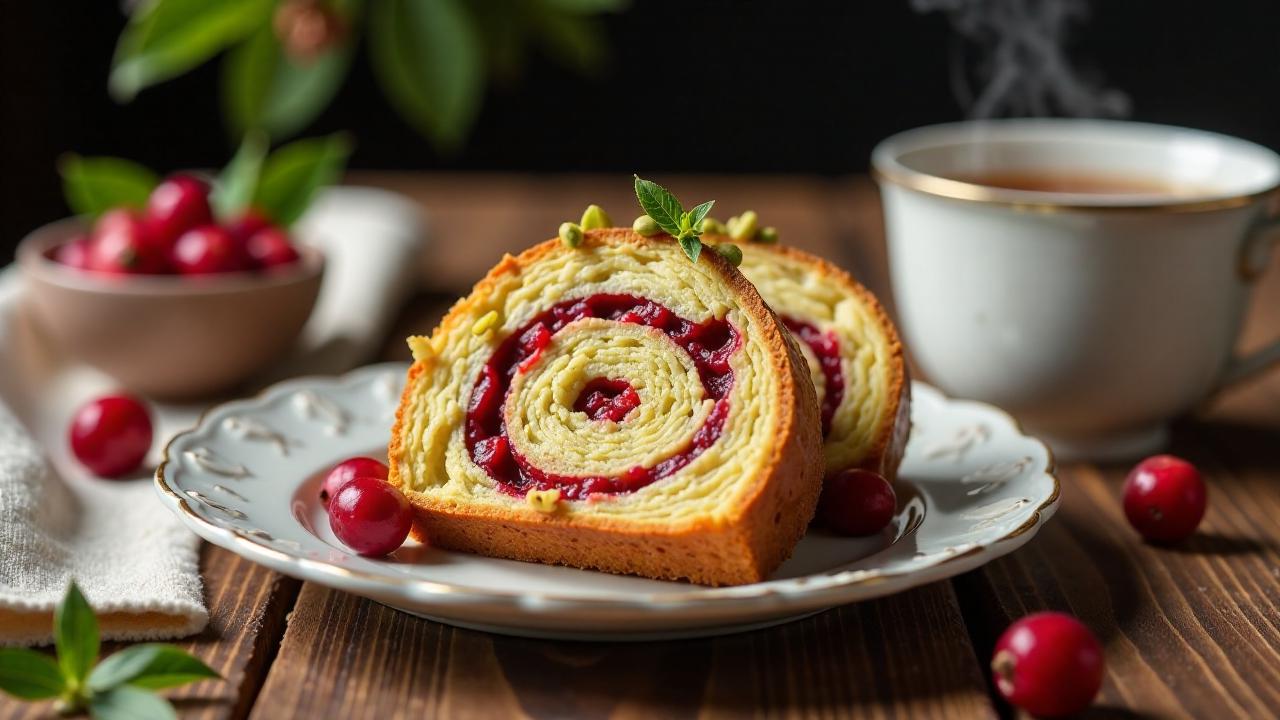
xmin=327 ymin=476 xmax=413 ymax=556
xmin=53 ymin=237 xmax=92 ymax=270
xmin=172 ymin=225 xmax=248 ymax=275
xmin=223 ymin=210 xmax=273 ymax=243
xmin=87 ymin=209 xmax=168 ymax=275
xmin=321 ymin=457 xmax=389 ymax=503
xmin=1123 ymin=454 xmax=1207 ymax=543
xmin=68 ymin=394 xmax=153 ymax=478
xmin=146 ymin=175 xmax=213 ymax=246
xmin=245 ymin=227 xmax=300 ymax=270
xmin=819 ymin=469 xmax=896 ymax=536
xmin=992 ymin=612 xmax=1104 ymax=717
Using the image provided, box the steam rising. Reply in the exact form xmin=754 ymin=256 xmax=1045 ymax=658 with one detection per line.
xmin=911 ymin=0 xmax=1130 ymax=119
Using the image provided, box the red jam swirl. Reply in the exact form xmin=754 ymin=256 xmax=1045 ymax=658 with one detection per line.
xmin=782 ymin=316 xmax=844 ymax=437
xmin=465 ymin=294 xmax=740 ymax=500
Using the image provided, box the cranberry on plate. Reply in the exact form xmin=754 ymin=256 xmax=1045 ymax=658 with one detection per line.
xmin=320 ymin=456 xmax=389 ymax=503
xmin=87 ymin=209 xmax=168 ymax=275
xmin=327 ymin=476 xmax=413 ymax=557
xmin=992 ymin=611 xmax=1105 ymax=717
xmin=1122 ymin=454 xmax=1207 ymax=543
xmin=818 ymin=468 xmax=897 ymax=536
xmin=171 ymin=225 xmax=248 ymax=275
xmin=68 ymin=394 xmax=153 ymax=478
xmin=245 ymin=227 xmax=301 ymax=270
xmin=146 ymin=174 xmax=213 ymax=246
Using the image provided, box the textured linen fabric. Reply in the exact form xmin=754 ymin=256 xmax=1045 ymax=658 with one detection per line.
xmin=0 ymin=187 xmax=423 ymax=645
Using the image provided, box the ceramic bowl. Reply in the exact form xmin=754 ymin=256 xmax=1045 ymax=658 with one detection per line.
xmin=17 ymin=218 xmax=324 ymax=399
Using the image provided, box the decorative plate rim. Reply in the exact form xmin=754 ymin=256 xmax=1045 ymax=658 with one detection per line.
xmin=155 ymin=363 xmax=1060 ymax=610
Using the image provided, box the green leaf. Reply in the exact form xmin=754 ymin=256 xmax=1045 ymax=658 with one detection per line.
xmin=55 ymin=581 xmax=99 ymax=688
xmin=0 ymin=649 xmax=66 ymax=700
xmin=528 ymin=9 xmax=607 ymax=76
xmin=111 ymin=0 xmax=275 ymax=102
xmin=369 ymin=0 xmax=484 ymax=151
xmin=633 ymin=176 xmax=685 ymax=235
xmin=538 ymin=0 xmax=629 ymax=12
xmin=686 ymin=200 xmax=715 ymax=233
xmin=58 ymin=155 xmax=160 ymax=218
xmin=211 ymin=131 xmax=268 ymax=220
xmin=222 ymin=22 xmax=353 ymax=141
xmin=679 ymin=235 xmax=703 ymax=263
xmin=89 ymin=685 xmax=177 ymax=720
xmin=253 ymin=133 xmax=352 ymax=226
xmin=89 ymin=644 xmax=218 ymax=693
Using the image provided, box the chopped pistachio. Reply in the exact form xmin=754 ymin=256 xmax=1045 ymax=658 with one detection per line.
xmin=471 ymin=310 xmax=499 ymax=336
xmin=756 ymin=226 xmax=779 ymax=244
xmin=729 ymin=210 xmax=758 ymax=241
xmin=526 ymin=487 xmax=563 ymax=513
xmin=700 ymin=216 xmax=726 ymax=235
xmin=632 ymin=214 xmax=660 ymax=236
xmin=713 ymin=243 xmax=743 ymax=266
xmin=559 ymin=221 xmax=584 ymax=248
xmin=580 ymin=204 xmax=612 ymax=230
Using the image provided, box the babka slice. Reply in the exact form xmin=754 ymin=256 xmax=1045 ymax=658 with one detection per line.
xmin=388 ymin=229 xmax=823 ymax=586
xmin=732 ymin=241 xmax=910 ymax=480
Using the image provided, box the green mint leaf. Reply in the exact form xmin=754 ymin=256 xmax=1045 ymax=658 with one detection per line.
xmin=58 ymin=155 xmax=159 ymax=219
xmin=55 ymin=581 xmax=99 ymax=689
xmin=678 ymin=234 xmax=703 ymax=263
xmin=89 ymin=644 xmax=218 ymax=692
xmin=110 ymin=0 xmax=275 ymax=102
xmin=633 ymin=176 xmax=684 ymax=235
xmin=89 ymin=685 xmax=177 ymax=720
xmin=221 ymin=22 xmax=353 ymax=141
xmin=252 ymin=132 xmax=352 ymax=226
xmin=0 ymin=648 xmax=66 ymax=700
xmin=211 ymin=130 xmax=268 ymax=220
xmin=686 ymin=200 xmax=715 ymax=232
xmin=369 ymin=0 xmax=483 ymax=152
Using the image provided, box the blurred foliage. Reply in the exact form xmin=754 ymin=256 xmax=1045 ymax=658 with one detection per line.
xmin=110 ymin=0 xmax=626 ymax=152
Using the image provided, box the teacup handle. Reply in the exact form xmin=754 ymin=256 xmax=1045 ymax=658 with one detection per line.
xmin=1219 ymin=213 xmax=1280 ymax=387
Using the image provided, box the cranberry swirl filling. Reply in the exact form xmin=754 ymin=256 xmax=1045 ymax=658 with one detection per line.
xmin=465 ymin=293 xmax=740 ymax=500
xmin=781 ymin=316 xmax=844 ymax=437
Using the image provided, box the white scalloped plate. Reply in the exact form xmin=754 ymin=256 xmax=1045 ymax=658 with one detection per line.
xmin=155 ymin=363 xmax=1059 ymax=641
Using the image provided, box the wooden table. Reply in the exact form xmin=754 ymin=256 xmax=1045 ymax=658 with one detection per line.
xmin=7 ymin=173 xmax=1280 ymax=719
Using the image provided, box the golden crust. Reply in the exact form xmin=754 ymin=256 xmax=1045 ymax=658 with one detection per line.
xmin=731 ymin=241 xmax=911 ymax=482
xmin=388 ymin=229 xmax=823 ymax=586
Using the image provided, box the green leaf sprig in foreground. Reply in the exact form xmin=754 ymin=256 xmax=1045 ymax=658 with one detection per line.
xmin=0 ymin=581 xmax=219 ymax=719
xmin=633 ymin=176 xmax=715 ymax=263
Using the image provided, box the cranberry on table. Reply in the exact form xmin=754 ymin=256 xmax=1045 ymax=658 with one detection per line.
xmin=245 ymin=227 xmax=301 ymax=270
xmin=1123 ymin=454 xmax=1207 ymax=543
xmin=171 ymin=225 xmax=248 ymax=275
xmin=146 ymin=174 xmax=213 ymax=246
xmin=992 ymin=611 xmax=1104 ymax=718
xmin=819 ymin=468 xmax=896 ymax=536
xmin=321 ymin=456 xmax=389 ymax=503
xmin=68 ymin=394 xmax=154 ymax=478
xmin=327 ymin=476 xmax=413 ymax=556
xmin=87 ymin=209 xmax=168 ymax=275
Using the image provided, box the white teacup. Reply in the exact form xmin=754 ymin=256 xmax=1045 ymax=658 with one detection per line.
xmin=873 ymin=119 xmax=1280 ymax=460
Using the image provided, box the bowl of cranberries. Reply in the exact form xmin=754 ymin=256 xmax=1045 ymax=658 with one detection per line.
xmin=17 ymin=174 xmax=324 ymax=399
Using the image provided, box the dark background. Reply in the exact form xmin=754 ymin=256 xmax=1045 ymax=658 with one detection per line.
xmin=2 ymin=0 xmax=1278 ymax=263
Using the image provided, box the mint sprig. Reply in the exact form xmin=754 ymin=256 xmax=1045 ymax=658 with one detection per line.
xmin=633 ymin=176 xmax=715 ymax=263
xmin=0 ymin=581 xmax=219 ymax=718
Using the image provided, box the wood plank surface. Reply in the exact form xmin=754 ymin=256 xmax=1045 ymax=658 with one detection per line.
xmin=250 ymin=582 xmax=995 ymax=720
xmin=0 ymin=546 xmax=299 ymax=720
xmin=954 ymin=232 xmax=1280 ymax=719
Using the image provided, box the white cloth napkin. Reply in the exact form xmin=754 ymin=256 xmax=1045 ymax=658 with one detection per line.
xmin=0 ymin=186 xmax=425 ymax=646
